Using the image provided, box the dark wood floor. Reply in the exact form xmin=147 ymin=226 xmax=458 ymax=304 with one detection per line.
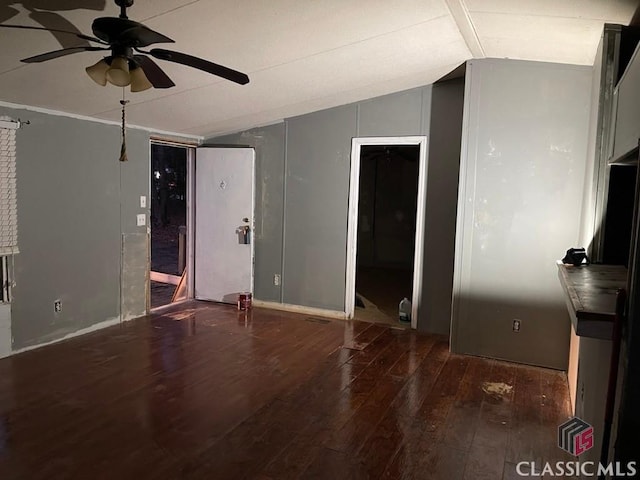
xmin=0 ymin=301 xmax=574 ymax=479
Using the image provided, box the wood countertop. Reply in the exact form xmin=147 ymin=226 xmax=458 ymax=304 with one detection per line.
xmin=557 ymin=262 xmax=627 ymax=340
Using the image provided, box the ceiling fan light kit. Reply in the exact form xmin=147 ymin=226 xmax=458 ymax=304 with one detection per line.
xmin=85 ymin=59 xmax=109 ymax=86
xmin=86 ymin=55 xmax=154 ymax=92
xmin=129 ymin=66 xmax=153 ymax=92
xmin=0 ymin=0 xmax=250 ymax=91
xmin=105 ymin=56 xmax=130 ymax=87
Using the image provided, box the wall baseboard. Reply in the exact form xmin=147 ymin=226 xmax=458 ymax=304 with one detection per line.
xmin=11 ymin=313 xmax=139 ymax=356
xmin=253 ymin=300 xmax=347 ymax=320
xmin=9 ymin=300 xmax=345 ymax=356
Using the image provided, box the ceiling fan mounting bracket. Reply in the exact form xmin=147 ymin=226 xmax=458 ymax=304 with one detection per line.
xmin=115 ymin=0 xmax=134 ymax=19
xmin=111 ymin=45 xmax=133 ymax=59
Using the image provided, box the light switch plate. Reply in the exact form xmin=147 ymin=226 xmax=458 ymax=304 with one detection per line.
xmin=140 ymin=195 xmax=147 ymax=208
xmin=137 ymin=214 xmax=146 ymax=226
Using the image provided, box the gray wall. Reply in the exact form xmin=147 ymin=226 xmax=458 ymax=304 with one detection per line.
xmin=358 ymin=88 xmax=431 ymax=137
xmin=119 ymin=129 xmax=150 ymax=320
xmin=421 ymin=78 xmax=465 ymax=335
xmin=284 ymin=87 xmax=433 ymax=312
xmin=452 ymin=59 xmax=592 ymax=369
xmin=204 ymin=123 xmax=286 ymax=303
xmin=0 ymin=303 xmax=9 ymax=358
xmin=0 ymin=106 xmax=150 ymax=350
xmin=284 ymin=105 xmax=357 ymax=310
xmin=207 ymin=87 xmax=452 ymax=325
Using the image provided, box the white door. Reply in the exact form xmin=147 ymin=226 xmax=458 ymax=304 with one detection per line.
xmin=195 ymin=147 xmax=255 ymax=303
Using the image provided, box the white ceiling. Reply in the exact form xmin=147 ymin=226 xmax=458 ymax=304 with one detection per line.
xmin=0 ymin=0 xmax=638 ymax=137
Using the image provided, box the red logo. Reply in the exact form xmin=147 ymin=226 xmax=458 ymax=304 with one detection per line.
xmin=558 ymin=417 xmax=594 ymax=456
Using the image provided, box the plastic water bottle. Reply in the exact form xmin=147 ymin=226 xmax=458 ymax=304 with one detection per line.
xmin=399 ymin=297 xmax=411 ymax=323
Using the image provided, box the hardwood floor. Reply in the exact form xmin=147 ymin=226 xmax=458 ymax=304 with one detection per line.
xmin=0 ymin=301 xmax=574 ymax=479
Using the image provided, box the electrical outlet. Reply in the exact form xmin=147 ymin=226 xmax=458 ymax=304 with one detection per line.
xmin=512 ymin=319 xmax=521 ymax=332
xmin=274 ymin=273 xmax=281 ymax=286
xmin=54 ymin=299 xmax=62 ymax=313
xmin=137 ymin=214 xmax=146 ymax=226
xmin=140 ymin=195 xmax=147 ymax=208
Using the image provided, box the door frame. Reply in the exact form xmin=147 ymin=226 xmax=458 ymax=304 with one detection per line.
xmin=147 ymin=140 xmax=197 ymax=311
xmin=345 ymin=136 xmax=428 ymax=329
xmin=186 ymin=146 xmax=196 ymax=299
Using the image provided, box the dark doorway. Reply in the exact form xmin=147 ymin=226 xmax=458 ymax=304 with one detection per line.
xmin=602 ymin=164 xmax=638 ymax=266
xmin=354 ymin=145 xmax=420 ymax=325
xmin=150 ymin=143 xmax=187 ymax=309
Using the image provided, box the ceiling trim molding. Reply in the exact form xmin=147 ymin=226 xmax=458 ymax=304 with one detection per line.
xmin=150 ymin=136 xmax=200 ymax=148
xmin=444 ymin=0 xmax=485 ymax=58
xmin=0 ymin=100 xmax=204 ymax=142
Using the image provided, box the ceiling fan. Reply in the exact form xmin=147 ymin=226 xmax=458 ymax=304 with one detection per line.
xmin=0 ymin=0 xmax=250 ymax=92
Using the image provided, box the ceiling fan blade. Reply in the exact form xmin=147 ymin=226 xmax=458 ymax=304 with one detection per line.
xmin=92 ymin=18 xmax=174 ymax=47
xmin=119 ymin=25 xmax=174 ymax=48
xmin=149 ymin=48 xmax=250 ymax=85
xmin=0 ymin=24 xmax=106 ymax=45
xmin=133 ymin=55 xmax=175 ymax=89
xmin=22 ymin=46 xmax=109 ymax=63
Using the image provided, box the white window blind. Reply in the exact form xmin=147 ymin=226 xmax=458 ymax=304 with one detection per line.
xmin=0 ymin=123 xmax=18 ymax=256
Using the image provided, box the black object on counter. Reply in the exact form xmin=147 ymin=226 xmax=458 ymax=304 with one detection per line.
xmin=562 ymin=247 xmax=590 ymax=266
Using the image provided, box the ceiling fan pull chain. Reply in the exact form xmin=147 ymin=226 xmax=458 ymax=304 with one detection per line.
xmin=119 ymin=92 xmax=130 ymax=162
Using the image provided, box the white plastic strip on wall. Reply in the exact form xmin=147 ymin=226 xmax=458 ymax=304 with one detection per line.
xmin=0 ymin=125 xmax=18 ymax=256
xmin=0 ymin=120 xmax=19 ymax=131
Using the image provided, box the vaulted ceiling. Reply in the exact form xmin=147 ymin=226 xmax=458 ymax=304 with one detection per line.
xmin=0 ymin=0 xmax=638 ymax=137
